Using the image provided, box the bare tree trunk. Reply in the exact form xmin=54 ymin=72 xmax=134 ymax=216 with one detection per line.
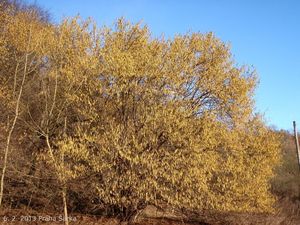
xmin=62 ymin=116 xmax=68 ymax=225
xmin=45 ymin=134 xmax=69 ymax=225
xmin=62 ymin=184 xmax=69 ymax=225
xmin=0 ymin=52 xmax=29 ymax=207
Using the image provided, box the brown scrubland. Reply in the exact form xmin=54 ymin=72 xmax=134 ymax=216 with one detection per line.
xmin=0 ymin=1 xmax=299 ymax=224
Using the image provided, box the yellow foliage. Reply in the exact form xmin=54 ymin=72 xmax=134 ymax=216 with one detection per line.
xmin=0 ymin=13 xmax=281 ymax=214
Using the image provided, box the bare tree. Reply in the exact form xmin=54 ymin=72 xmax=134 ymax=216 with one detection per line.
xmin=0 ymin=26 xmax=32 ymax=207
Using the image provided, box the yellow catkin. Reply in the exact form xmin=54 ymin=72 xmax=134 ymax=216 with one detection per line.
xmin=0 ymin=13 xmax=281 ymax=213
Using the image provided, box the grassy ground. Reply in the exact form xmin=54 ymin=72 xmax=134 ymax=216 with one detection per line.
xmin=0 ymin=195 xmax=299 ymax=225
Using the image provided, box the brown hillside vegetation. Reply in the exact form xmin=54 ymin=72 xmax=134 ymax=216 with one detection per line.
xmin=1 ymin=0 xmax=299 ymax=224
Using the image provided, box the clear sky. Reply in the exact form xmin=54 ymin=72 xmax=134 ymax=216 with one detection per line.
xmin=27 ymin=0 xmax=300 ymax=131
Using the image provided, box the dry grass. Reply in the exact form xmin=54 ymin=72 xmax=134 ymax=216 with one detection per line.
xmin=0 ymin=195 xmax=299 ymax=224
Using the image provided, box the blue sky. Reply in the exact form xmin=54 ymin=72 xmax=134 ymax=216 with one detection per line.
xmin=27 ymin=0 xmax=300 ymax=131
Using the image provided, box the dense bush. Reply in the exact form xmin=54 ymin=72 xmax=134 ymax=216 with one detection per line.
xmin=0 ymin=1 xmax=281 ymax=219
xmin=272 ymin=131 xmax=300 ymax=198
